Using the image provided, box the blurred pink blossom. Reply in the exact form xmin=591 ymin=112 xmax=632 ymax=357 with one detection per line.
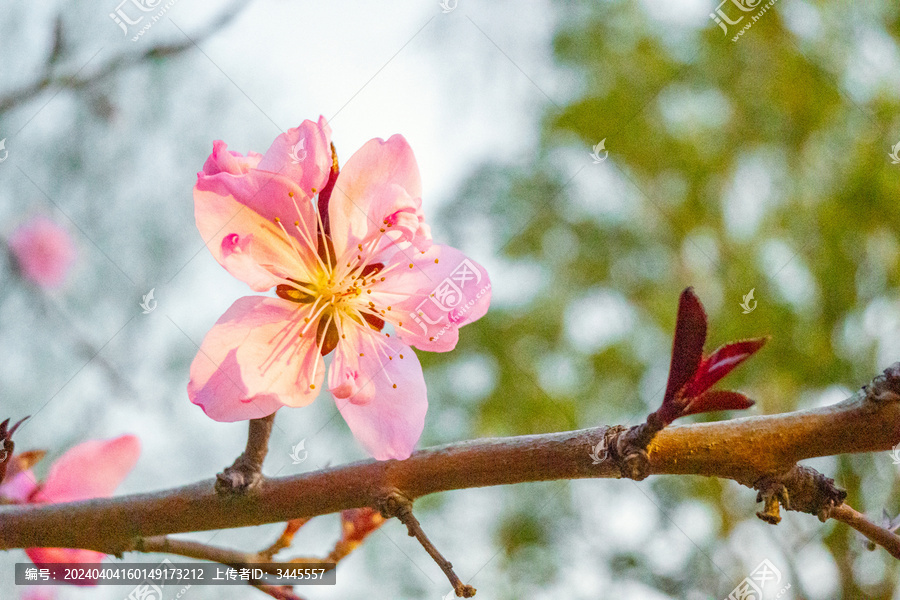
xmin=188 ymin=117 xmax=491 ymax=460
xmin=0 ymin=435 xmax=140 ymax=586
xmin=8 ymin=218 xmax=77 ymax=289
xmin=20 ymin=589 xmax=55 ymax=600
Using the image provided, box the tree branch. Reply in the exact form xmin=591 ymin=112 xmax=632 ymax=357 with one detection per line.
xmin=379 ymin=491 xmax=475 ymax=597
xmin=1 ymin=364 xmax=899 ymax=557
xmin=216 ymin=412 xmax=276 ymax=494
xmin=0 ymin=0 xmax=252 ymax=116
xmin=828 ymin=504 xmax=900 ymax=560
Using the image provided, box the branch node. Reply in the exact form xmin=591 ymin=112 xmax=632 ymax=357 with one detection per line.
xmin=377 ymin=491 xmax=476 ymax=597
xmin=611 ymin=413 xmax=666 ymax=481
xmin=754 ymin=465 xmax=846 ymax=525
xmin=864 ymin=362 xmax=900 ymax=403
xmin=215 ymin=413 xmax=276 ymax=495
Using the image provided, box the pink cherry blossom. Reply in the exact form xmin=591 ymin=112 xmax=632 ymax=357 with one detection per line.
xmin=0 ymin=435 xmax=141 ymax=586
xmin=20 ymin=590 xmax=55 ymax=600
xmin=7 ymin=218 xmax=77 ymax=289
xmin=189 ymin=117 xmax=491 ymax=460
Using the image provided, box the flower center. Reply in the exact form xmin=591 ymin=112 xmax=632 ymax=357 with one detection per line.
xmin=259 ymin=189 xmax=415 ymax=393
xmin=275 ymin=256 xmax=386 ymax=357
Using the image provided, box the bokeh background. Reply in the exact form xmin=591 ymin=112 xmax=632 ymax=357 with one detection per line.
xmin=2 ymin=0 xmax=900 ymax=598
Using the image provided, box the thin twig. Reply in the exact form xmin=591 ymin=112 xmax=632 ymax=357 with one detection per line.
xmin=136 ymin=535 xmax=256 ymax=566
xmin=216 ymin=412 xmax=277 ymax=494
xmin=131 ymin=526 xmax=338 ymax=599
xmin=829 ymin=504 xmax=900 ymax=560
xmin=379 ymin=492 xmax=475 ymax=598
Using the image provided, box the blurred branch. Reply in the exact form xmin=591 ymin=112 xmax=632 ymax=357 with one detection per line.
xmin=132 ymin=533 xmax=314 ymax=600
xmin=259 ymin=518 xmax=310 ymax=560
xmin=1 ymin=364 xmax=899 ymax=559
xmin=37 ymin=294 xmax=138 ymax=399
xmin=135 ymin=534 xmax=258 ymax=566
xmin=252 ymin=583 xmax=305 ymax=600
xmin=0 ymin=0 xmax=252 ymax=116
xmin=127 ymin=513 xmax=365 ymax=599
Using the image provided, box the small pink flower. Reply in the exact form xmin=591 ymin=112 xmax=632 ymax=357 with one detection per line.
xmin=189 ymin=117 xmax=491 ymax=460
xmin=0 ymin=435 xmax=141 ymax=586
xmin=8 ymin=218 xmax=77 ymax=289
xmin=20 ymin=590 xmax=55 ymax=600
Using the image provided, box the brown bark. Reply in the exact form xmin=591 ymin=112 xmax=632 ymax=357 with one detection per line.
xmin=1 ymin=366 xmax=899 ymax=555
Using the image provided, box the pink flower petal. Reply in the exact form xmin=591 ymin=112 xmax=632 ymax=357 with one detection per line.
xmin=194 ymin=169 xmax=318 ymax=291
xmin=201 ymin=140 xmax=262 ymax=176
xmin=367 ymin=184 xmax=432 ymax=251
xmin=257 ymin=116 xmax=333 ymax=195
xmin=21 ymin=436 xmax=139 ymax=586
xmin=188 ymin=296 xmax=324 ymax=422
xmin=25 ymin=547 xmax=108 ymax=585
xmin=33 ymin=435 xmax=140 ymax=504
xmin=331 ymin=337 xmax=427 ymax=460
xmin=327 ymin=331 xmax=376 ymax=407
xmin=8 ymin=218 xmax=77 ymax=290
xmin=20 ymin=587 xmax=57 ymax=600
xmin=0 ymin=470 xmax=38 ymax=503
xmin=328 ymin=135 xmax=424 ymax=257
xmin=382 ymin=245 xmax=491 ymax=352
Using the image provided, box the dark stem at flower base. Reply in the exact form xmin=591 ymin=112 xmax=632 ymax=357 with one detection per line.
xmin=379 ymin=491 xmax=476 ymax=598
xmin=215 ymin=412 xmax=277 ymax=495
xmin=0 ymin=416 xmax=29 ymax=486
xmin=612 ymin=410 xmax=667 ymax=481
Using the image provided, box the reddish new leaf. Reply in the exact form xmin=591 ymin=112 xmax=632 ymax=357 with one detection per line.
xmin=683 ymin=338 xmax=768 ymax=399
xmin=681 ymin=390 xmax=755 ymax=417
xmin=663 ymin=288 xmax=708 ymax=407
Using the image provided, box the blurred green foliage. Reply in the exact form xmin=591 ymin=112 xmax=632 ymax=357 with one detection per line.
xmin=424 ymin=1 xmax=900 ymax=598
